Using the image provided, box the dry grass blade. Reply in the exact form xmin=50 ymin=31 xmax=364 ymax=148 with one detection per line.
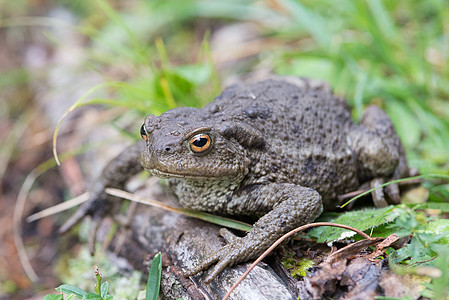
xmin=52 ymin=82 xmax=121 ymax=165
xmin=105 ymin=188 xmax=252 ymax=232
xmin=13 ymin=173 xmax=39 ymax=282
xmin=324 ymin=237 xmax=384 ymax=265
xmin=26 ymin=193 xmax=89 ymax=223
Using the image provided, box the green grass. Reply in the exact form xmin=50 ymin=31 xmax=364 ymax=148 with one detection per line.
xmin=58 ymin=0 xmax=449 ymax=174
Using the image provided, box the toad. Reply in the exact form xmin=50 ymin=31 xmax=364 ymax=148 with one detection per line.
xmin=60 ymin=77 xmax=408 ymax=283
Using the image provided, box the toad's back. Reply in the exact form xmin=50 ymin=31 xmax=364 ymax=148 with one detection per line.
xmin=203 ymin=79 xmax=359 ymax=205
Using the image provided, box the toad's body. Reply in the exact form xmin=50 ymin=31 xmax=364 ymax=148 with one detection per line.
xmin=63 ymin=78 xmax=408 ymax=283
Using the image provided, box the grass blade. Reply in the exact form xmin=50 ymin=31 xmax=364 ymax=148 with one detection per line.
xmin=146 ymin=252 xmax=162 ymax=300
xmin=105 ymin=188 xmax=252 ymax=232
xmin=277 ymin=0 xmax=331 ymax=48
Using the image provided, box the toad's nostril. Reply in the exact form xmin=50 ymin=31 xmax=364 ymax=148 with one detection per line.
xmin=158 ymin=143 xmax=175 ymax=153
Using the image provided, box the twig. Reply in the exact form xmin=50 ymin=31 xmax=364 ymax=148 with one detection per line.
xmin=222 ymin=222 xmax=373 ymax=300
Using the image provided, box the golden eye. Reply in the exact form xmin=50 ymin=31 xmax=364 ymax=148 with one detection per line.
xmin=140 ymin=124 xmax=148 ymax=142
xmin=189 ymin=133 xmax=212 ymax=153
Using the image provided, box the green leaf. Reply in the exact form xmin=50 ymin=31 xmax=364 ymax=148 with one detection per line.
xmin=374 ymin=296 xmax=413 ymax=300
xmin=308 ymin=206 xmax=395 ymax=243
xmin=146 ymin=252 xmax=162 ymax=300
xmin=174 ymin=64 xmax=212 ymax=85
xmin=43 ymin=295 xmax=63 ymax=300
xmin=408 ymin=237 xmax=434 ymax=264
xmin=389 ymin=247 xmax=411 ymax=265
xmin=369 ymin=223 xmax=398 ymax=238
xmin=431 ymin=248 xmax=449 ymax=300
xmin=56 ymin=285 xmax=87 ymax=298
xmin=83 ymin=293 xmax=103 ymax=300
xmin=104 ymin=295 xmax=113 ymax=300
xmin=275 ymin=57 xmax=335 ymax=82
xmin=100 ymin=282 xmax=109 ymax=298
xmin=425 ymin=219 xmax=449 ymax=244
xmin=409 ymin=202 xmax=449 ymax=213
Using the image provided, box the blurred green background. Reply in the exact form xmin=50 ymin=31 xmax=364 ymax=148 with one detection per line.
xmin=1 ymin=0 xmax=448 ymax=298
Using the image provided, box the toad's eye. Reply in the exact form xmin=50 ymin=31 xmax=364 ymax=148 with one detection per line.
xmin=140 ymin=124 xmax=148 ymax=142
xmin=189 ymin=133 xmax=212 ymax=153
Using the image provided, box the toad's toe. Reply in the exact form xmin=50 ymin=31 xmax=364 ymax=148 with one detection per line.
xmin=370 ymin=178 xmax=388 ymax=208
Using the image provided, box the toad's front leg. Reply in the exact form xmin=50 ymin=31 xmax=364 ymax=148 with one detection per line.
xmin=184 ymin=183 xmax=323 ymax=283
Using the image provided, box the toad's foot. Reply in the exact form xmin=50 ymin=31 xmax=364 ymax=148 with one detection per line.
xmin=183 ymin=229 xmax=258 ymax=284
xmin=370 ymin=178 xmax=401 ymax=208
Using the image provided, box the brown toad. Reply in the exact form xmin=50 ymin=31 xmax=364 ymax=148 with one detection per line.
xmin=61 ymin=77 xmax=408 ymax=283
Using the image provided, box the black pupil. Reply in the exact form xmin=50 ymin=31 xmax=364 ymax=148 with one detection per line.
xmin=193 ymin=137 xmax=208 ymax=148
xmin=140 ymin=125 xmax=146 ymax=137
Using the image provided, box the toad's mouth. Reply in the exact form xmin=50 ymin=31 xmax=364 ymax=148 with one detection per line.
xmin=144 ymin=167 xmax=219 ymax=180
xmin=140 ymin=150 xmax=248 ymax=179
